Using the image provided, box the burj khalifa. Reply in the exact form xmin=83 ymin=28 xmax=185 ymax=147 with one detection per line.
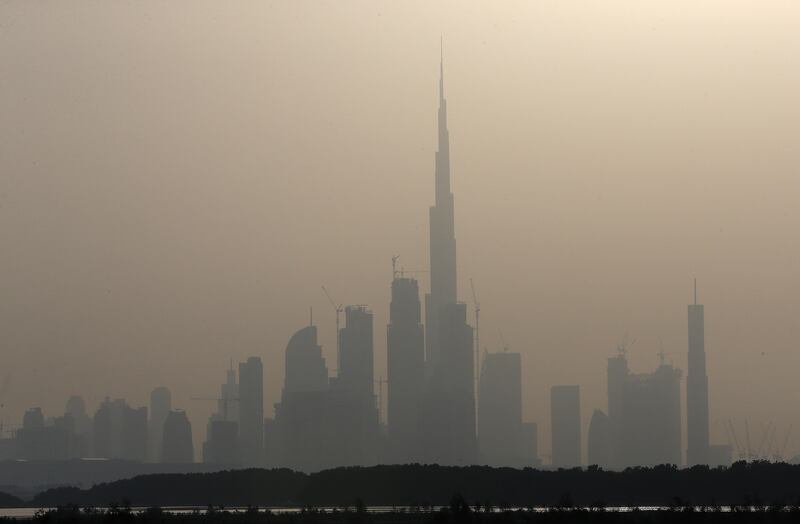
xmin=421 ymin=46 xmax=476 ymax=464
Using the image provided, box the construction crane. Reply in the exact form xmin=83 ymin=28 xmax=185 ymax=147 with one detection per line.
xmin=617 ymin=335 xmax=636 ymax=357
xmin=498 ymin=329 xmax=510 ymax=352
xmin=469 ymin=279 xmax=480 ymax=382
xmin=764 ymin=424 xmax=778 ymax=460
xmin=397 ymin=268 xmax=428 ymax=278
xmin=745 ymin=419 xmax=753 ymax=461
xmin=778 ymin=424 xmax=793 ymax=462
xmin=727 ymin=419 xmax=744 ymax=460
xmin=756 ymin=421 xmax=773 ymax=459
xmin=321 ymin=286 xmax=344 ymax=373
xmin=190 ymin=397 xmax=239 ymax=421
xmin=722 ymin=420 xmax=735 ymax=457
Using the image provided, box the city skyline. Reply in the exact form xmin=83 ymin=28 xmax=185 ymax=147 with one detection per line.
xmin=2 ymin=1 xmax=800 ymax=465
xmin=0 ymin=55 xmax=775 ymax=467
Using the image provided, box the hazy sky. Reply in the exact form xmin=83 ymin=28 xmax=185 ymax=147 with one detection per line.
xmin=2 ymin=0 xmax=799 ymax=462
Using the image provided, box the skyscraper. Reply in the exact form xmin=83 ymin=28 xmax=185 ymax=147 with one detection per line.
xmin=687 ymin=281 xmax=709 ymax=465
xmin=418 ymin=46 xmax=476 ymax=466
xmin=337 ymin=305 xmax=374 ymax=398
xmin=161 ymin=410 xmax=194 ymax=464
xmin=606 ymin=347 xmax=683 ymax=468
xmin=91 ymin=398 xmax=147 ymax=461
xmin=550 ymin=385 xmax=581 ymax=467
xmin=421 ymin=302 xmax=476 ymax=464
xmin=425 ymin=46 xmax=458 ymax=369
xmin=149 ymin=386 xmax=171 ymax=462
xmin=618 ymin=363 xmax=682 ymax=467
xmin=202 ymin=367 xmax=240 ymax=465
xmin=387 ymin=276 xmax=425 ymax=461
xmin=478 ymin=351 xmax=523 ymax=466
xmin=587 ymin=409 xmax=611 ymax=468
xmin=239 ymin=357 xmax=264 ymax=466
xmin=282 ymin=326 xmax=329 ymax=397
xmin=121 ymin=405 xmax=148 ymax=462
xmin=273 ymin=324 xmax=330 ymax=470
xmin=606 ymin=352 xmax=628 ymax=466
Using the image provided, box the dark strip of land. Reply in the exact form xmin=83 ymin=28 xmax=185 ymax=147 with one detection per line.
xmin=8 ymin=462 xmax=800 ymax=509
xmin=11 ymin=505 xmax=800 ymax=524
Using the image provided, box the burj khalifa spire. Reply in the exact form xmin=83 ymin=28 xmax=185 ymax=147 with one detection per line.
xmin=425 ymin=43 xmax=458 ymax=368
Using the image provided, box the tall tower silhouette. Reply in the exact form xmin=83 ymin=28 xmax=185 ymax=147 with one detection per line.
xmin=419 ymin=46 xmax=476 ymax=465
xmin=425 ymin=43 xmax=458 ymax=368
xmin=687 ymin=280 xmax=709 ymax=464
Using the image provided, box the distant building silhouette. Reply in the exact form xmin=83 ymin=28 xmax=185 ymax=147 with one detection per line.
xmin=421 ymin=302 xmax=476 ymax=465
xmin=23 ymin=407 xmax=44 ymax=430
xmin=387 ymin=276 xmax=425 ymax=463
xmin=272 ymin=325 xmax=330 ymax=470
xmin=283 ymin=326 xmax=329 ymax=395
xmin=424 ymin=48 xmax=458 ymax=370
xmin=161 ymin=409 xmax=193 ymax=463
xmin=606 ymin=352 xmax=628 ymax=467
xmin=64 ymin=396 xmax=92 ymax=458
xmin=92 ymin=398 xmax=147 ymax=461
xmin=238 ymin=357 xmax=264 ymax=466
xmin=551 ymin=385 xmax=581 ymax=467
xmin=687 ymin=282 xmax=710 ymax=465
xmin=417 ymin=51 xmax=477 ymax=466
xmin=122 ymin=405 xmax=148 ymax=462
xmin=65 ymin=396 xmax=92 ymax=438
xmin=204 ymin=420 xmax=238 ymax=465
xmin=587 ymin=409 xmax=611 ymax=468
xmin=478 ymin=351 xmax=523 ymax=466
xmin=16 ymin=407 xmax=70 ymax=461
xmin=521 ymin=422 xmax=540 ymax=466
xmin=335 ymin=305 xmax=374 ymax=399
xmin=334 ymin=306 xmax=380 ymax=465
xmin=607 ymin=351 xmax=682 ymax=467
xmin=202 ymin=366 xmax=240 ymax=465
xmin=219 ymin=365 xmax=239 ymax=422
xmin=149 ymin=387 xmax=171 ymax=462
xmin=92 ymin=400 xmax=113 ymax=458
xmin=273 ymin=322 xmax=379 ymax=471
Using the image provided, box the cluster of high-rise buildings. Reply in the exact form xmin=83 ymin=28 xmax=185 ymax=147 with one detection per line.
xmin=1 ymin=391 xmax=193 ymax=464
xmin=1 ymin=56 xmax=736 ymax=471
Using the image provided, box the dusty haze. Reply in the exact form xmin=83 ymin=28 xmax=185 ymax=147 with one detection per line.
xmin=1 ymin=0 xmax=799 ymax=461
